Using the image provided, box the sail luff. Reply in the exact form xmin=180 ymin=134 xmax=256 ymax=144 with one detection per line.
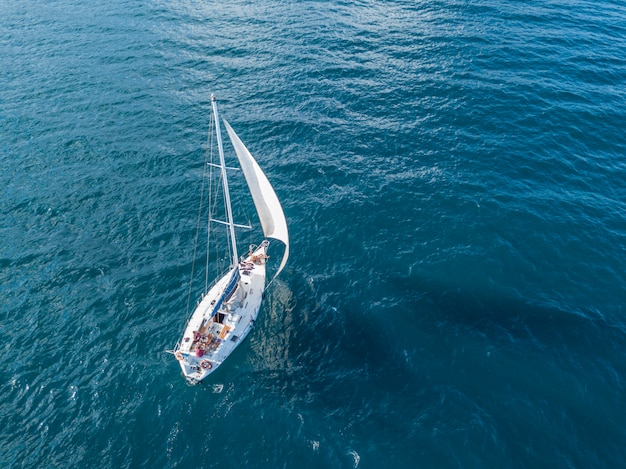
xmin=222 ymin=118 xmax=289 ymax=278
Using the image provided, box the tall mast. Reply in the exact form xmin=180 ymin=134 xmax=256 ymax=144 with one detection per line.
xmin=211 ymin=95 xmax=239 ymax=266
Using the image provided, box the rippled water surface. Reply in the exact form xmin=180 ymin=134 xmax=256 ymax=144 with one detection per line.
xmin=2 ymin=0 xmax=626 ymax=467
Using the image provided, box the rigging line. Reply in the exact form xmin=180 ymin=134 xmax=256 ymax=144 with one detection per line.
xmin=212 ymin=97 xmax=239 ymax=265
xmin=184 ymin=113 xmax=214 ymax=321
xmin=219 ymin=157 xmax=235 ymax=267
xmin=206 ymin=115 xmax=215 ymax=292
xmin=211 ymin=172 xmax=224 ymax=276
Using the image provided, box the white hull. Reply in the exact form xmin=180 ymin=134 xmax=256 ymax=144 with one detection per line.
xmin=175 ymin=243 xmax=268 ymax=383
xmin=172 ymin=96 xmax=289 ymax=384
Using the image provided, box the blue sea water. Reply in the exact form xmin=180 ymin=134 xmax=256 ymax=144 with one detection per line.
xmin=1 ymin=0 xmax=626 ymax=467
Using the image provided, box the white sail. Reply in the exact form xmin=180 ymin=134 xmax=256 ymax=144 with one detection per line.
xmin=222 ymin=119 xmax=290 ymax=278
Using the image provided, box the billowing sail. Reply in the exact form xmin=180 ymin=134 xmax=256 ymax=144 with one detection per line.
xmin=222 ymin=119 xmax=289 ymax=278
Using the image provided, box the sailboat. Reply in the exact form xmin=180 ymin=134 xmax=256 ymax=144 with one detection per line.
xmin=171 ymin=95 xmax=289 ymax=384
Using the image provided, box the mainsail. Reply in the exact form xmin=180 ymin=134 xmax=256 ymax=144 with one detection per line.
xmin=222 ymin=119 xmax=290 ymax=278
